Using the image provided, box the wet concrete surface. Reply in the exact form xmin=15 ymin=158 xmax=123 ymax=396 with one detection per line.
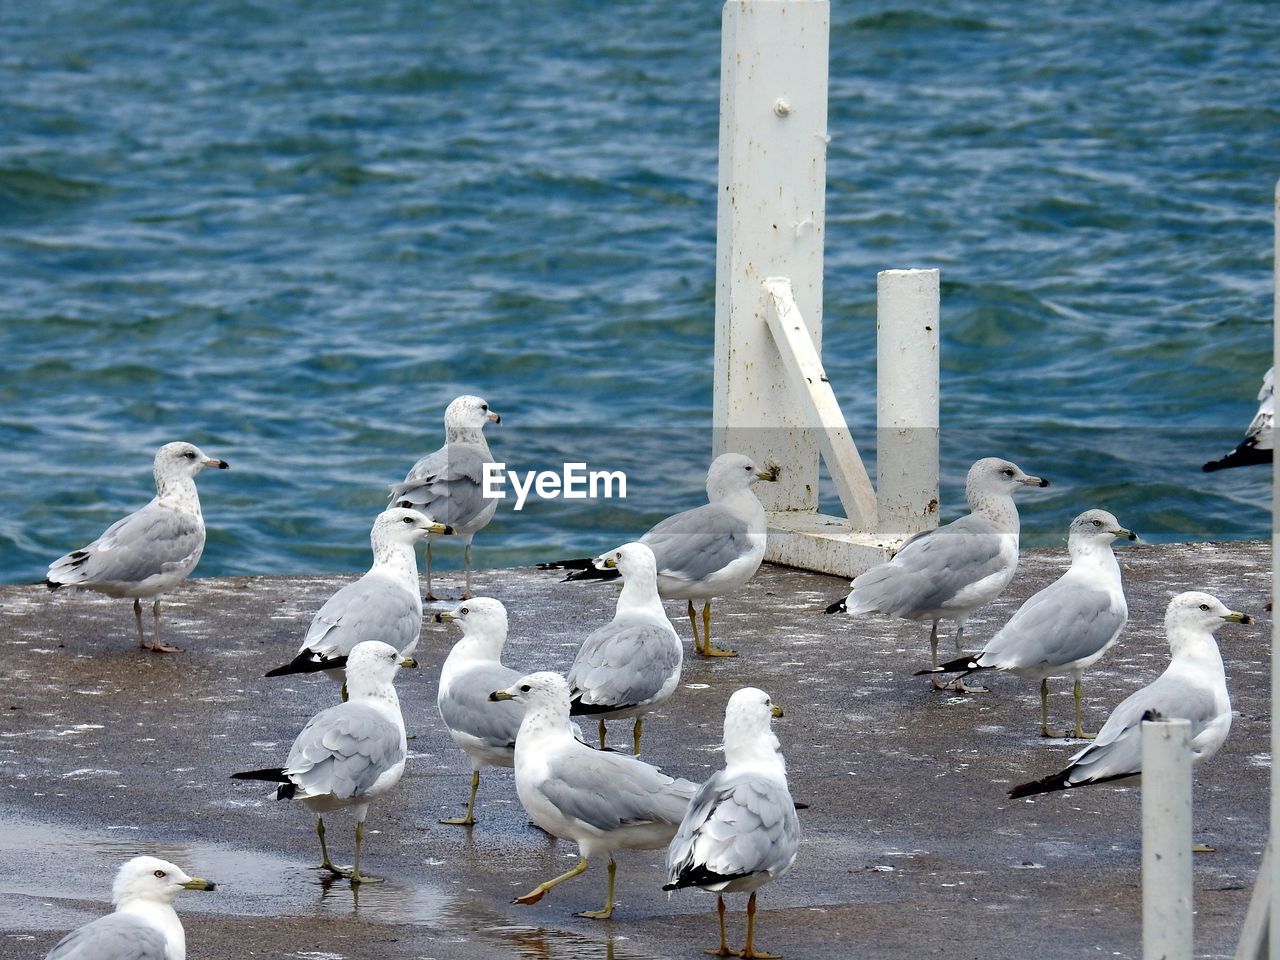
xmin=0 ymin=540 xmax=1272 ymax=960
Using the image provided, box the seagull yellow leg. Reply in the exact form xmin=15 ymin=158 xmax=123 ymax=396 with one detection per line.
xmin=1040 ymin=679 xmax=1065 ymax=738
xmin=701 ymin=600 xmax=737 ymax=658
xmin=440 ymin=769 xmax=480 ymax=825
xmin=928 ymin=622 xmax=950 ymax=690
xmin=741 ymin=891 xmax=780 ymax=959
xmin=576 ymin=856 xmax=616 ymax=919
xmin=148 ymin=598 xmax=180 ymax=653
xmin=513 ymin=856 xmax=589 ymax=905
xmin=633 ymin=717 xmax=643 ymax=756
xmin=687 ymin=600 xmax=702 ymax=653
xmin=1073 ymin=677 xmax=1096 ymax=739
xmin=348 ymin=819 xmax=383 ymax=885
xmin=425 ymin=540 xmax=438 ymax=602
xmin=316 ymin=817 xmax=343 ymax=876
xmin=953 ymin=621 xmax=966 ymax=652
xmin=133 ymin=598 xmax=147 ymax=649
xmin=705 ymin=894 xmax=735 ymax=956
xmin=598 ymin=718 xmax=608 ymax=749
xmin=462 ymin=542 xmax=474 ymax=600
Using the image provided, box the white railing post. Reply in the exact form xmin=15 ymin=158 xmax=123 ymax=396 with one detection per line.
xmin=713 ymin=0 xmax=830 ymax=515
xmin=1269 ymin=176 xmax=1280 ymax=960
xmin=877 ymin=269 xmax=941 ymax=537
xmin=1143 ymin=716 xmax=1194 ymax=960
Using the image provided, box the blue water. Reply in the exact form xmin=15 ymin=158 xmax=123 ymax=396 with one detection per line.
xmin=1 ymin=0 xmax=1275 ymax=583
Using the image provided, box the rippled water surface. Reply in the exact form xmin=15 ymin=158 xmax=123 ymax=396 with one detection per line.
xmin=1 ymin=0 xmax=1276 ymax=582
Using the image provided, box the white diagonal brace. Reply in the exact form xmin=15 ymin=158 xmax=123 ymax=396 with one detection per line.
xmin=763 ymin=276 xmax=877 ymax=529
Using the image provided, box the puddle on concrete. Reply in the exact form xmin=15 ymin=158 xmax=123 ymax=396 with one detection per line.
xmin=0 ymin=812 xmax=664 ymax=960
xmin=0 ymin=811 xmax=451 ymax=931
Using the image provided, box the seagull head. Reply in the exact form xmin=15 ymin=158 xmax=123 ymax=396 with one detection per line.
xmin=1068 ymin=509 xmax=1137 ymax=546
xmin=112 ymin=856 xmax=215 ymax=909
xmin=445 ymin=395 xmax=501 ymax=433
xmin=1165 ymin=591 xmax=1253 ymax=645
xmin=967 ymin=457 xmax=1049 ymax=501
xmin=376 ymin=507 xmax=453 ymax=545
xmin=722 ymin=687 xmax=785 ymax=768
xmin=489 ymin=670 xmax=569 ymax=709
xmin=706 ymin=452 xmax=780 ymax=499
xmin=155 ymin=442 xmax=228 ymax=480
xmin=594 ymin=541 xmax=657 ymax=582
xmin=432 ymin=596 xmax=508 ymax=649
xmin=345 ymin=640 xmax=416 ymax=697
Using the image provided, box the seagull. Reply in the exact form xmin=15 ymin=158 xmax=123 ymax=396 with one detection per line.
xmin=543 ymin=452 xmax=780 ymax=657
xmin=390 ymin=394 xmax=501 ymax=600
xmin=1203 ymin=366 xmax=1273 ymax=471
xmin=919 ymin=509 xmax=1136 ymax=735
xmin=431 ymin=597 xmax=527 ymax=826
xmin=665 ymin=687 xmax=800 ymax=959
xmin=43 ymin=855 xmax=215 ymax=960
xmin=490 ymin=671 xmax=697 ymax=919
xmin=233 ymin=640 xmax=415 ymax=884
xmin=825 ymin=457 xmax=1049 ymax=681
xmin=1008 ymin=591 xmax=1251 ymax=799
xmin=265 ymin=507 xmax=449 ymax=693
xmin=567 ymin=542 xmax=682 ymax=755
xmin=45 ymin=441 xmax=229 ymax=653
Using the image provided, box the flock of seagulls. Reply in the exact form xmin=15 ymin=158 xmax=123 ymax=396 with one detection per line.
xmin=34 ymin=384 xmax=1267 ymax=958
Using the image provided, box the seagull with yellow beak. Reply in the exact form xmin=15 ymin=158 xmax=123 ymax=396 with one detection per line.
xmin=491 ymin=671 xmax=697 ymax=919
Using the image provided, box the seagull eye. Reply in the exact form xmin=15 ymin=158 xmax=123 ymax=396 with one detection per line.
xmin=480 ymin=403 xmax=488 ymax=411
xmin=615 ymin=552 xmax=622 ymax=560
xmin=1092 ymin=519 xmax=1103 ymax=527
xmin=154 ymin=870 xmax=166 ymax=878
xmin=1199 ymin=603 xmax=1210 ymax=611
xmin=1002 ymin=469 xmax=1014 ymax=477
xmin=460 ymin=607 xmax=469 ymax=615
xmin=519 ymin=684 xmax=531 ymax=693
xmin=184 ymin=451 xmax=197 ymax=460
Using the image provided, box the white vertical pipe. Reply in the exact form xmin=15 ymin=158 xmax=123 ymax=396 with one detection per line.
xmin=1269 ymin=176 xmax=1280 ymax=960
xmin=1143 ymin=717 xmax=1194 ymax=960
xmin=876 ymin=269 xmax=940 ymax=536
xmin=713 ymin=0 xmax=830 ymax=515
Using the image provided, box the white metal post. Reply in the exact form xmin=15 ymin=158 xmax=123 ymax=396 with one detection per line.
xmin=713 ymin=0 xmax=830 ymax=514
xmin=877 ymin=269 xmax=941 ymax=537
xmin=1143 ymin=717 xmax=1194 ymax=960
xmin=1270 ymin=176 xmax=1280 ymax=960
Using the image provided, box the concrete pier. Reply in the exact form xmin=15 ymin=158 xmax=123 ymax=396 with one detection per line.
xmin=0 ymin=540 xmax=1271 ymax=960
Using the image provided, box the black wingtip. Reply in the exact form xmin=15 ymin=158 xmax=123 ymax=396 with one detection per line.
xmin=42 ymin=578 xmax=61 ymax=592
xmin=536 ymin=557 xmax=595 ymax=572
xmin=824 ymin=597 xmax=847 ymax=615
xmin=230 ymin=767 xmax=288 ymax=783
xmin=264 ymin=651 xmax=349 ymax=678
xmin=1203 ymin=443 xmax=1272 ymax=472
xmin=920 ymin=653 xmax=988 ymax=677
xmin=1008 ymin=768 xmax=1072 ymax=800
xmin=564 ymin=565 xmax=621 ymax=584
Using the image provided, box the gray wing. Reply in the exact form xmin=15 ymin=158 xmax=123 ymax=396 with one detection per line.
xmin=980 ymin=583 xmax=1126 ymax=670
xmin=303 ymin=573 xmax=420 ymax=658
xmin=1065 ymin=670 xmax=1220 ymax=786
xmin=389 ymin=442 xmax=488 ymax=529
xmin=641 ymin=503 xmax=754 ymax=585
xmin=439 ymin=662 xmax=523 ymax=750
xmin=667 ymin=769 xmax=800 ymax=885
xmin=567 ymin=614 xmax=681 ymax=710
xmin=47 ymin=502 xmax=204 ymax=588
xmin=846 ymin=513 xmax=1006 ymax=617
xmin=285 ymin=702 xmax=404 ymax=800
xmin=45 ymin=912 xmax=167 ymax=960
xmin=542 ymin=748 xmax=696 ymax=832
